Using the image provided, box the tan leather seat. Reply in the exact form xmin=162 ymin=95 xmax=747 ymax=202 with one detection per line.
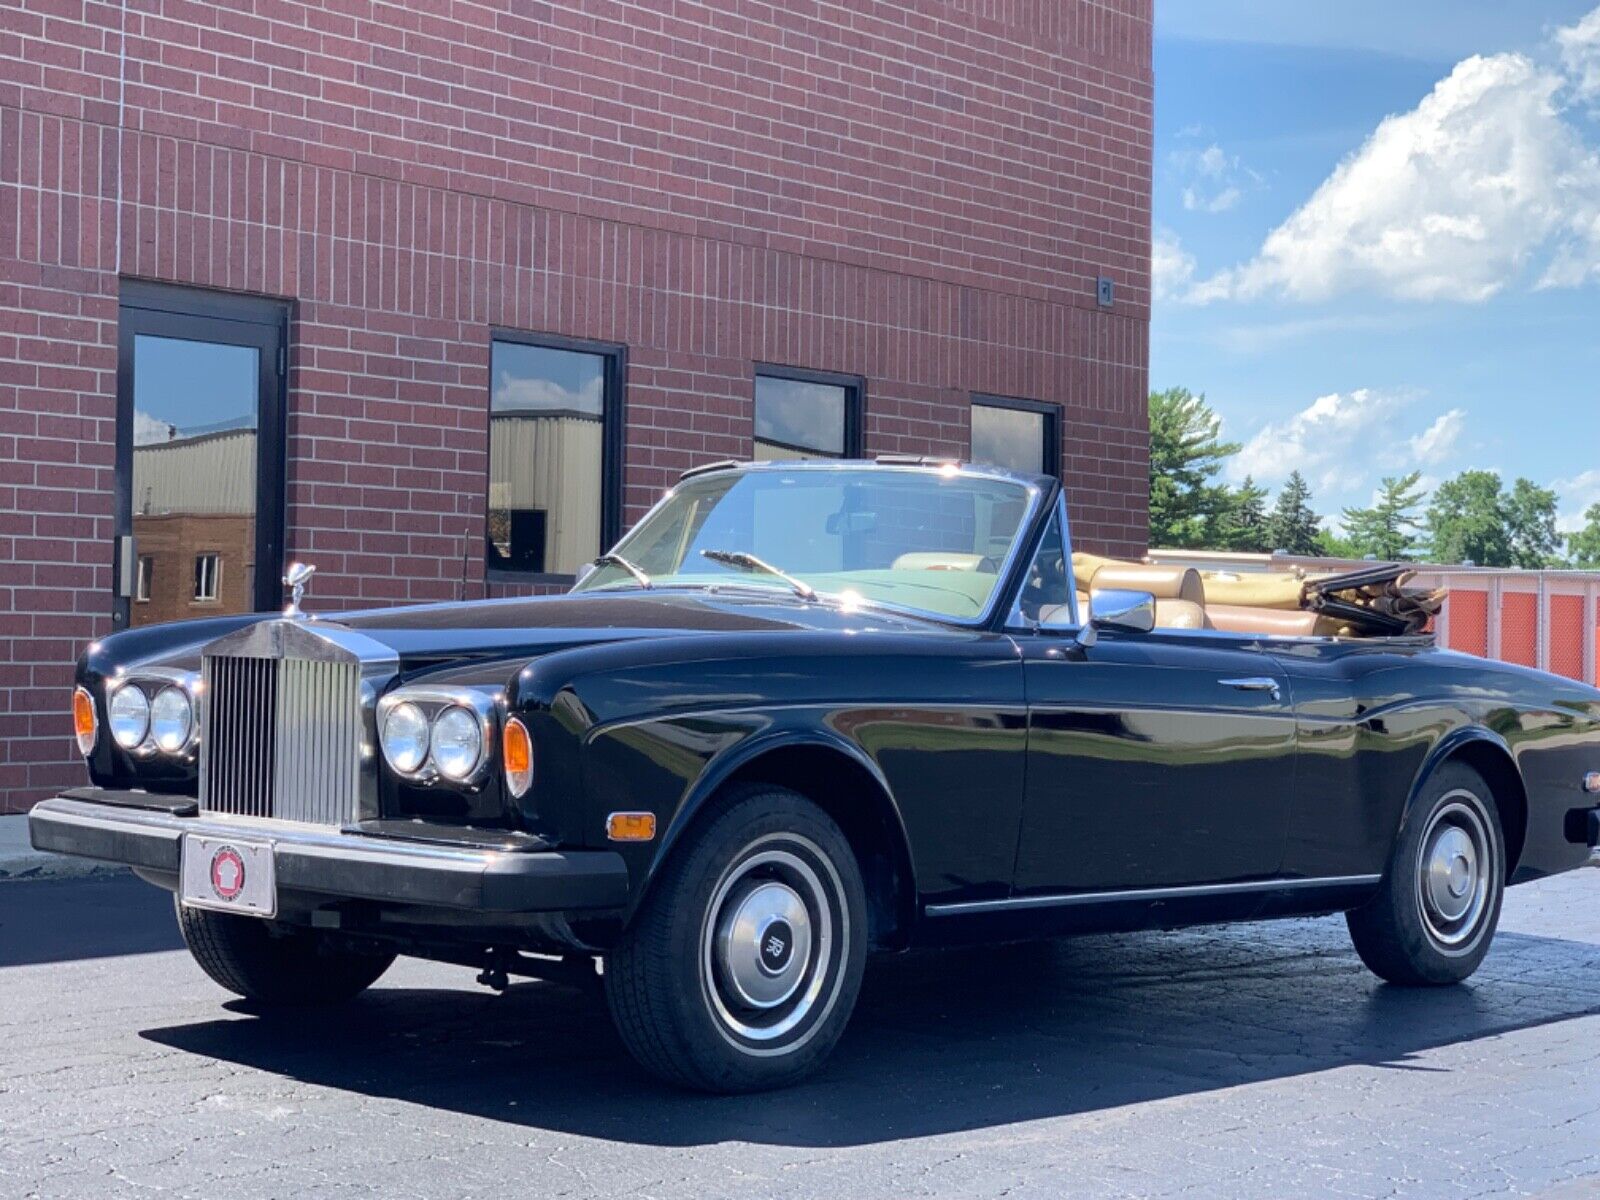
xmin=1154 ymin=599 xmax=1207 ymax=629
xmin=891 ymin=551 xmax=986 ymax=572
xmin=1082 ymin=563 xmax=1206 ymax=606
xmin=1205 ymin=604 xmax=1320 ymax=636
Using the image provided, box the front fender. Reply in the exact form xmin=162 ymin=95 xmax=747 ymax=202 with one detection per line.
xmin=651 ymin=723 xmax=914 ymax=895
xmin=1401 ymin=724 xmax=1519 ymax=833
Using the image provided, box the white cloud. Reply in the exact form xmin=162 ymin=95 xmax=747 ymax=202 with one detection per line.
xmin=1229 ymin=390 xmax=1466 ymax=505
xmin=1151 ymin=227 xmax=1196 ymax=302
xmin=1186 ymin=11 xmax=1600 ymax=306
xmin=1552 ymin=467 xmax=1600 ymax=532
xmin=1172 ymin=143 xmax=1255 ymax=215
xmin=491 ymin=371 xmax=603 ymax=415
xmin=1408 ymin=408 xmax=1465 ymax=464
xmin=134 ymin=410 xmax=176 ymax=446
xmin=1557 ymin=6 xmax=1600 ymax=103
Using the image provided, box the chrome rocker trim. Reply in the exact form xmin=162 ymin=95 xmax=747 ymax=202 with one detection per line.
xmin=924 ymin=874 xmax=1384 ymax=917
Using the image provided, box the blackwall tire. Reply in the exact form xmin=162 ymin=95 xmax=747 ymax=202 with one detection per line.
xmin=176 ymin=900 xmax=395 ymax=1007
xmin=1346 ymin=762 xmax=1505 ymax=986
xmin=605 ymin=785 xmax=868 ymax=1092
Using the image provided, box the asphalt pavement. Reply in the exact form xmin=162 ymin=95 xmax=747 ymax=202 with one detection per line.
xmin=2 ymin=868 xmax=1598 ymax=1199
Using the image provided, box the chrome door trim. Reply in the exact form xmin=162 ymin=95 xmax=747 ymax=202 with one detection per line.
xmin=923 ymin=873 xmax=1382 ymax=917
xmin=1219 ymin=676 xmax=1283 ymax=702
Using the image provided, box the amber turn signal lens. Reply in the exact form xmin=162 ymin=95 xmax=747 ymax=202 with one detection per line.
xmin=71 ymin=686 xmax=97 ymax=756
xmin=606 ymin=812 xmax=657 ymax=842
xmin=503 ymin=717 xmax=533 ymax=798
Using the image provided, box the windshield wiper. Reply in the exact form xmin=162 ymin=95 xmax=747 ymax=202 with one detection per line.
xmin=699 ymin=549 xmax=817 ymax=600
xmin=591 ymin=552 xmax=652 ymax=589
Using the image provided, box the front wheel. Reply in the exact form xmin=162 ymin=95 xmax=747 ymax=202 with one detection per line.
xmin=605 ymin=786 xmax=868 ymax=1092
xmin=176 ymin=900 xmax=396 ymax=1007
xmin=1346 ymin=763 xmax=1505 ymax=986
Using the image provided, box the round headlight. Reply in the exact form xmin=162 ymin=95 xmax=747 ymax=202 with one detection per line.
xmin=430 ymin=705 xmax=483 ymax=780
xmin=108 ymin=683 xmax=150 ymax=750
xmin=381 ymin=702 xmax=430 ymax=774
xmin=150 ymin=686 xmax=193 ymax=753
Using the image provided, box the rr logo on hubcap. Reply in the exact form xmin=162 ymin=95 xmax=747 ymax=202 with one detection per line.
xmin=759 ymin=919 xmax=795 ymax=973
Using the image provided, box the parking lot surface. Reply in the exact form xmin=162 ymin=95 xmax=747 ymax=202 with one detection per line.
xmin=2 ymin=869 xmax=1598 ymax=1199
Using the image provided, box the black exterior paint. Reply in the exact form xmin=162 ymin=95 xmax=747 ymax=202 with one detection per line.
xmin=59 ymin=463 xmax=1600 ymax=955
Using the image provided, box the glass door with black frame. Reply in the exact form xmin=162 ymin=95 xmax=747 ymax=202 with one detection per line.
xmin=116 ymin=286 xmax=286 ymax=630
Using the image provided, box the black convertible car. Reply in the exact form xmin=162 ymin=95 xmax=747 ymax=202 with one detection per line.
xmin=31 ymin=459 xmax=1600 ymax=1091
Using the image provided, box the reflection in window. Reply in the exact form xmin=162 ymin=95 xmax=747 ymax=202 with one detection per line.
xmin=971 ymin=399 xmax=1057 ymax=476
xmin=129 ymin=334 xmax=259 ymax=626
xmin=488 ymin=338 xmax=611 ymax=577
xmin=754 ymin=373 xmax=855 ymax=460
xmin=193 ymin=553 xmax=220 ymax=601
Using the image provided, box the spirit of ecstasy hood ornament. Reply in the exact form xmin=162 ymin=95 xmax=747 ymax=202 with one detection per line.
xmin=283 ymin=561 xmax=317 ymax=619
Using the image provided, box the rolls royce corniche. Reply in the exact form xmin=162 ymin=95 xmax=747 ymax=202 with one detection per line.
xmin=31 ymin=458 xmax=1600 ymax=1091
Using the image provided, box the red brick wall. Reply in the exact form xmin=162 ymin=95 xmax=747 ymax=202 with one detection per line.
xmin=0 ymin=0 xmax=1152 ymax=811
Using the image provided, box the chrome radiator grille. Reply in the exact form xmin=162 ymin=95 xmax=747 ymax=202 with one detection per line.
xmin=199 ymin=654 xmax=362 ymax=825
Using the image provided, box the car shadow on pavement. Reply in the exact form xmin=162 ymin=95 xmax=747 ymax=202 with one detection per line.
xmin=140 ymin=914 xmax=1600 ymax=1148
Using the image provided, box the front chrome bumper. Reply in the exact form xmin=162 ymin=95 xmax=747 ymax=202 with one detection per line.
xmin=28 ymin=790 xmax=629 ymax=913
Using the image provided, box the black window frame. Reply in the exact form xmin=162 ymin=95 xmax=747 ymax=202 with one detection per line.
xmin=115 ymin=280 xmax=289 ymax=630
xmin=970 ymin=393 xmax=1062 ymax=478
xmin=484 ymin=328 xmax=627 ymax=586
xmin=753 ymin=363 xmax=865 ymax=460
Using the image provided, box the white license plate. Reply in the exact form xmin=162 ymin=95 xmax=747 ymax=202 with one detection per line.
xmin=181 ymin=834 xmax=276 ymax=918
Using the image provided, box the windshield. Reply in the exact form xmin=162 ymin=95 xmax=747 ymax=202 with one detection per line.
xmin=572 ymin=467 xmax=1039 ymax=620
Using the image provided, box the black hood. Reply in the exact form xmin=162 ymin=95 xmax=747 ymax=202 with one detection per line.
xmin=324 ymin=589 xmax=939 ymax=665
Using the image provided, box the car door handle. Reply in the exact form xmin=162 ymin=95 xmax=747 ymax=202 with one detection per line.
xmin=1220 ymin=676 xmax=1281 ymax=702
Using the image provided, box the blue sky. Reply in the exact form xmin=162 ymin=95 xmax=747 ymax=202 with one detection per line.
xmin=1151 ymin=1 xmax=1600 ymax=533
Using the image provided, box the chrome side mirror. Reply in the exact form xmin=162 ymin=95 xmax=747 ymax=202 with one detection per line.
xmin=1076 ymin=587 xmax=1156 ymax=648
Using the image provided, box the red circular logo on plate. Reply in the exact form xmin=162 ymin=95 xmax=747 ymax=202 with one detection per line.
xmin=210 ymin=846 xmax=246 ymax=901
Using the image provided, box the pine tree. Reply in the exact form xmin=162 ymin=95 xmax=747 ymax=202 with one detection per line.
xmin=1265 ymin=471 xmax=1322 ymax=556
xmin=1223 ymin=475 xmax=1270 ymax=552
xmin=1340 ymin=471 xmax=1427 ymax=561
xmin=1148 ymin=387 xmax=1241 ymax=549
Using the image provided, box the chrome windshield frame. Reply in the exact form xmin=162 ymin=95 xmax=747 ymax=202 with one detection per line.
xmin=1003 ymin=487 xmax=1080 ymax=632
xmin=571 ymin=461 xmax=1049 ymax=629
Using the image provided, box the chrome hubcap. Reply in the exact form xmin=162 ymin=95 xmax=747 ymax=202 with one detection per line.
xmin=714 ymin=880 xmax=813 ymax=1010
xmin=1415 ymin=794 xmax=1494 ymax=951
xmin=701 ymin=841 xmax=841 ymax=1048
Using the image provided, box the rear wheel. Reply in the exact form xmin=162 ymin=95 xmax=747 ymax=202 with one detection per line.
xmin=176 ymin=900 xmax=395 ymax=1007
xmin=605 ymin=786 xmax=868 ymax=1092
xmin=1346 ymin=762 xmax=1505 ymax=985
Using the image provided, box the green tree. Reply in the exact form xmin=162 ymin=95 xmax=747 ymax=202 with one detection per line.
xmin=1265 ymin=471 xmax=1322 ymax=556
xmin=1340 ymin=471 xmax=1427 ymax=561
xmin=1221 ymin=474 xmax=1271 ymax=552
xmin=1568 ymin=503 xmax=1600 ymax=569
xmin=1504 ymin=478 xmax=1560 ymax=568
xmin=1426 ymin=470 xmax=1513 ymax=566
xmin=1425 ymin=471 xmax=1561 ymax=567
xmin=1148 ymin=387 xmax=1241 ymax=548
xmin=1316 ymin=528 xmax=1363 ymax=559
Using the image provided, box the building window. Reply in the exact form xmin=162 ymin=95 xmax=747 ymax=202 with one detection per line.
xmin=754 ymin=366 xmax=864 ymax=461
xmin=135 ymin=556 xmax=153 ymax=603
xmin=487 ymin=332 xmax=625 ymax=580
xmin=970 ymin=395 xmax=1060 ymax=477
xmin=193 ymin=553 xmax=220 ymax=601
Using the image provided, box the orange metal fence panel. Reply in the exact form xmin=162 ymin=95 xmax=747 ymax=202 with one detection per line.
xmin=1548 ymin=593 xmax=1585 ymax=681
xmin=1447 ymin=589 xmax=1489 ymax=658
xmin=1499 ymin=592 xmax=1538 ymax=667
